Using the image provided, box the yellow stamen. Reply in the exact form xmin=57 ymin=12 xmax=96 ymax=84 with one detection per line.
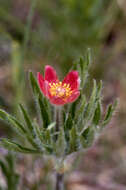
xmin=49 ymin=81 xmax=72 ymax=100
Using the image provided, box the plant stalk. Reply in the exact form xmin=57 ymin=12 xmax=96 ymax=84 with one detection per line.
xmin=55 ymin=106 xmax=60 ymax=140
xmin=56 ymin=173 xmax=64 ymax=190
xmin=55 ymin=107 xmax=64 ymax=190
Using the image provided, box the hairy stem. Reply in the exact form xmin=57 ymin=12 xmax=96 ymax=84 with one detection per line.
xmin=56 ymin=173 xmax=64 ymax=190
xmin=55 ymin=107 xmax=64 ymax=190
xmin=55 ymin=107 xmax=60 ymax=140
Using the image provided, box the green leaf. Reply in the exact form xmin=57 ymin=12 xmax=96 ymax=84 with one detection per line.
xmin=75 ymin=95 xmax=86 ymax=122
xmin=33 ymin=120 xmax=53 ymax=154
xmin=64 ymin=113 xmax=74 ymax=142
xmin=102 ymin=99 xmax=118 ymax=127
xmin=93 ymin=101 xmax=101 ymax=126
xmin=80 ymin=127 xmax=94 ymax=148
xmin=29 ymin=71 xmax=51 ymax=128
xmin=69 ymin=125 xmax=79 ymax=153
xmin=44 ymin=130 xmax=51 ymax=145
xmin=0 ymin=109 xmax=27 ymax=135
xmin=80 ymin=49 xmax=91 ymax=71
xmin=79 ymin=80 xmax=102 ymax=134
xmin=0 ymin=153 xmax=20 ymax=190
xmin=78 ymin=80 xmax=97 ymax=133
xmin=19 ymin=94 xmax=52 ymax=151
xmin=38 ymin=96 xmax=51 ymax=128
xmin=69 ymin=95 xmax=81 ymax=119
xmin=19 ymin=104 xmax=34 ymax=132
xmin=0 ymin=139 xmax=40 ymax=154
xmin=29 ymin=71 xmax=41 ymax=97
xmin=64 ymin=114 xmax=73 ymax=131
xmin=31 ymin=121 xmax=44 ymax=152
xmin=84 ymin=80 xmax=97 ymax=118
xmin=80 ymin=49 xmax=91 ymax=89
xmin=0 ymin=109 xmax=41 ymax=150
xmin=96 ymin=80 xmax=102 ymax=99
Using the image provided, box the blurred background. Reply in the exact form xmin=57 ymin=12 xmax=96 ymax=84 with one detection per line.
xmin=0 ymin=0 xmax=126 ymax=189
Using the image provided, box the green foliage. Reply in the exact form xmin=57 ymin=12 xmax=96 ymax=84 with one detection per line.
xmin=69 ymin=125 xmax=78 ymax=153
xmin=0 ymin=53 xmax=117 ymax=158
xmin=101 ymin=100 xmax=118 ymax=127
xmin=0 ymin=139 xmax=39 ymax=154
xmin=80 ymin=127 xmax=94 ymax=148
xmin=93 ymin=101 xmax=102 ymax=126
xmin=29 ymin=72 xmax=51 ymax=127
xmin=0 ymin=153 xmax=19 ymax=190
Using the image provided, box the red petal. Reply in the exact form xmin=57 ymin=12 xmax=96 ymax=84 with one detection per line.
xmin=37 ymin=72 xmax=48 ymax=97
xmin=63 ymin=71 xmax=80 ymax=90
xmin=67 ymin=90 xmax=80 ymax=103
xmin=49 ymin=97 xmax=66 ymax=105
xmin=45 ymin=65 xmax=58 ymax=83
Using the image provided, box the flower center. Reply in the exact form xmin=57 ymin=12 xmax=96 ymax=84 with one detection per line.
xmin=49 ymin=82 xmax=72 ymax=99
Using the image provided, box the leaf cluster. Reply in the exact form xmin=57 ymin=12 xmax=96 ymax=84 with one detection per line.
xmin=0 ymin=51 xmax=117 ymax=158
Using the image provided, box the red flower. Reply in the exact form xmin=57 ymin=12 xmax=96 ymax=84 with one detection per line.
xmin=37 ymin=65 xmax=80 ymax=105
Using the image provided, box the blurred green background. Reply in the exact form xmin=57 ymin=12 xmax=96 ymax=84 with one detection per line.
xmin=0 ymin=0 xmax=126 ymax=189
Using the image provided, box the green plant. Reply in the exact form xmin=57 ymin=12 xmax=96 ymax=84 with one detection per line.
xmin=0 ymin=51 xmax=117 ymax=189
xmin=0 ymin=153 xmax=19 ymax=190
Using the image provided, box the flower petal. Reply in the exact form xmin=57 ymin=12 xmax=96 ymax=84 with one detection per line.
xmin=37 ymin=72 xmax=48 ymax=97
xmin=67 ymin=90 xmax=80 ymax=103
xmin=45 ymin=65 xmax=58 ymax=83
xmin=49 ymin=97 xmax=66 ymax=105
xmin=63 ymin=71 xmax=80 ymax=90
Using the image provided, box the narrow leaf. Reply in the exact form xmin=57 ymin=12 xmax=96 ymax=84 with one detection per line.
xmin=64 ymin=114 xmax=73 ymax=131
xmin=38 ymin=97 xmax=51 ymax=128
xmin=80 ymin=80 xmax=102 ymax=132
xmin=29 ymin=71 xmax=51 ymax=125
xmin=0 ymin=108 xmax=42 ymax=150
xmin=69 ymin=125 xmax=79 ymax=153
xmin=93 ymin=101 xmax=101 ymax=126
xmin=0 ymin=139 xmax=40 ymax=154
xmin=29 ymin=71 xmax=41 ymax=97
xmin=33 ymin=120 xmax=53 ymax=154
xmin=102 ymin=99 xmax=118 ymax=127
xmin=80 ymin=49 xmax=91 ymax=89
xmin=75 ymin=95 xmax=86 ymax=122
xmin=0 ymin=109 xmax=27 ymax=134
xmin=79 ymin=80 xmax=98 ymax=134
xmin=69 ymin=95 xmax=81 ymax=119
xmin=80 ymin=127 xmax=94 ymax=148
xmin=19 ymin=104 xmax=33 ymax=132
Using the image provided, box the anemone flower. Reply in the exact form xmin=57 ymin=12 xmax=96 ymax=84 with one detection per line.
xmin=37 ymin=65 xmax=80 ymax=105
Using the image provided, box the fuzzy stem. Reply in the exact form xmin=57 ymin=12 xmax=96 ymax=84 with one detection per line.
xmin=55 ymin=107 xmax=60 ymax=140
xmin=54 ymin=107 xmax=64 ymax=190
xmin=56 ymin=173 xmax=64 ymax=190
